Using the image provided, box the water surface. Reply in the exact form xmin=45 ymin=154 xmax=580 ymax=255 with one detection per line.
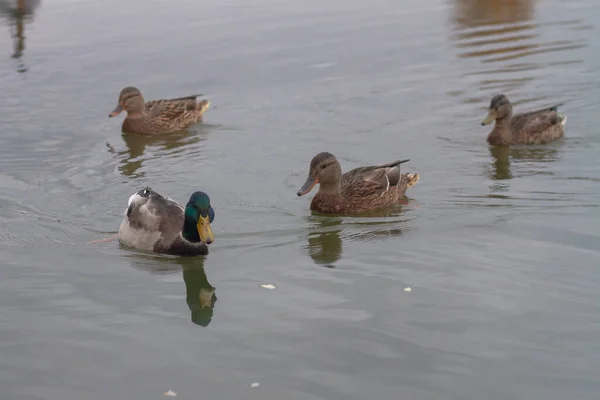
xmin=0 ymin=0 xmax=599 ymax=399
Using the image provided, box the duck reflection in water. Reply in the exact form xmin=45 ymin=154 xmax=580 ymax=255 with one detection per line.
xmin=0 ymin=0 xmax=41 ymax=73
xmin=305 ymin=202 xmax=414 ymax=267
xmin=107 ymin=131 xmax=206 ymax=178
xmin=450 ymin=0 xmax=543 ymax=98
xmin=125 ymin=254 xmax=217 ymax=327
xmin=452 ymin=0 xmax=534 ymax=28
xmin=183 ymin=264 xmax=217 ymax=327
xmin=489 ymin=146 xmax=513 ymax=181
xmin=306 ymin=217 xmax=343 ymax=267
xmin=488 ymin=144 xmax=560 ymax=181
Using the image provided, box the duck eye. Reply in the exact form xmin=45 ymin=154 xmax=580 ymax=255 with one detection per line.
xmin=321 ymin=164 xmax=327 ymax=169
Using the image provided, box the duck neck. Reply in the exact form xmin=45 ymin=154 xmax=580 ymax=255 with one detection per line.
xmin=125 ymin=110 xmax=145 ymax=119
xmin=182 ymin=214 xmax=200 ymax=243
xmin=126 ymin=102 xmax=147 ymax=118
xmin=318 ymin=180 xmax=342 ymax=195
xmin=492 ymin=116 xmax=512 ymax=143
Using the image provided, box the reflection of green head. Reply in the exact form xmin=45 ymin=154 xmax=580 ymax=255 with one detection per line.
xmin=183 ymin=265 xmax=217 ymax=327
xmin=189 ymin=302 xmax=216 ymax=327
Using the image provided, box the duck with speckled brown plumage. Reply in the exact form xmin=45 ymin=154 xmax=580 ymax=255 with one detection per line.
xmin=109 ymin=86 xmax=210 ymax=135
xmin=481 ymin=94 xmax=567 ymax=146
xmin=296 ymin=152 xmax=419 ymax=214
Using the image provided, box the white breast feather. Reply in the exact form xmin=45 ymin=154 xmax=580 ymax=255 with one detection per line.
xmin=125 ymin=193 xmax=142 ymax=216
xmin=127 ymin=193 xmax=138 ymax=207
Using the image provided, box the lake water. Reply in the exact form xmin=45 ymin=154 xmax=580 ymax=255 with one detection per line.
xmin=1 ymin=0 xmax=599 ymax=399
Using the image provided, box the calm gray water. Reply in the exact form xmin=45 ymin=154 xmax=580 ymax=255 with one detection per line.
xmin=1 ymin=0 xmax=599 ymax=399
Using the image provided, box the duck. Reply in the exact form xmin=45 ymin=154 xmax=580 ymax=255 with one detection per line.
xmin=297 ymin=152 xmax=419 ymax=214
xmin=109 ymin=86 xmax=210 ymax=135
xmin=481 ymin=94 xmax=566 ymax=146
xmin=118 ymin=187 xmax=215 ymax=256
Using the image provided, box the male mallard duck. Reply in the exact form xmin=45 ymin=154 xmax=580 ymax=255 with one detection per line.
xmin=297 ymin=152 xmax=420 ymax=214
xmin=109 ymin=86 xmax=210 ymax=135
xmin=118 ymin=187 xmax=215 ymax=256
xmin=481 ymin=94 xmax=566 ymax=146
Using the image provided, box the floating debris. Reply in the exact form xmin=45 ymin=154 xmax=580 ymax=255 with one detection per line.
xmin=403 ymin=287 xmax=412 ymax=292
xmin=164 ymin=390 xmax=177 ymax=397
xmin=250 ymin=382 xmax=260 ymax=388
xmin=260 ymin=284 xmax=276 ymax=290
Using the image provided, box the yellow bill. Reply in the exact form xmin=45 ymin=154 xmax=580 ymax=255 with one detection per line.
xmin=197 ymin=215 xmax=214 ymax=244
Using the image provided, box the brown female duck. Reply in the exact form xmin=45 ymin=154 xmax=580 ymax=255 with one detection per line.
xmin=481 ymin=94 xmax=566 ymax=146
xmin=109 ymin=86 xmax=210 ymax=135
xmin=297 ymin=152 xmax=419 ymax=214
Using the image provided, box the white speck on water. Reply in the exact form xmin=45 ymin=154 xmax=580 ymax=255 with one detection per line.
xmin=404 ymin=287 xmax=412 ymax=292
xmin=164 ymin=390 xmax=177 ymax=396
xmin=260 ymin=284 xmax=276 ymax=290
xmin=310 ymin=62 xmax=337 ymax=68
xmin=250 ymin=382 xmax=260 ymax=388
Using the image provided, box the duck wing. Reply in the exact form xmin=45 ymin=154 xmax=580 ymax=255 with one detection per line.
xmin=145 ymin=99 xmax=190 ymax=119
xmin=342 ymin=159 xmax=410 ymax=197
xmin=125 ymin=188 xmax=185 ymax=249
xmin=167 ymin=94 xmax=204 ymax=110
xmin=511 ymin=103 xmax=563 ymax=135
xmin=146 ymin=94 xmax=203 ymax=112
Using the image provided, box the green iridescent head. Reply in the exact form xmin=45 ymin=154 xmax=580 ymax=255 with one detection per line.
xmin=183 ymin=191 xmax=215 ymax=244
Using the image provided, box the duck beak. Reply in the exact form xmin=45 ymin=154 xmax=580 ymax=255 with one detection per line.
xmin=297 ymin=176 xmax=319 ymax=196
xmin=109 ymin=104 xmax=123 ymax=117
xmin=197 ymin=215 xmax=215 ymax=244
xmin=481 ymin=109 xmax=496 ymax=126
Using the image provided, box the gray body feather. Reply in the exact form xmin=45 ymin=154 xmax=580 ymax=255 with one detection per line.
xmin=118 ymin=188 xmax=208 ymax=255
